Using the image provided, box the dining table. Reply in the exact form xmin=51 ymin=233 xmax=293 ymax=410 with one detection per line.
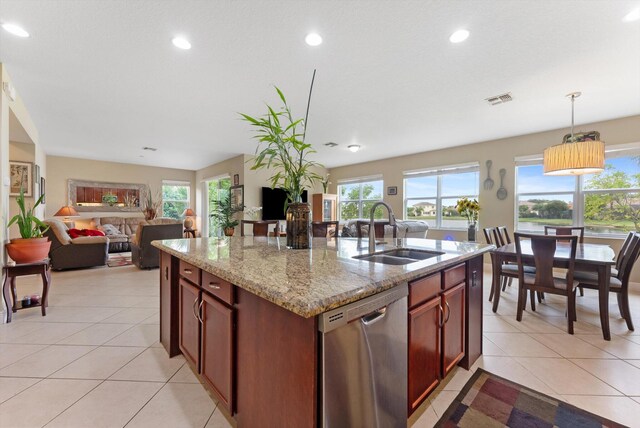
xmin=491 ymin=240 xmax=616 ymax=340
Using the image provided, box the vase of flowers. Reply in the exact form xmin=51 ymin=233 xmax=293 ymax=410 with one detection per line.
xmin=240 ymin=87 xmax=322 ymax=249
xmin=456 ymin=197 xmax=480 ymax=242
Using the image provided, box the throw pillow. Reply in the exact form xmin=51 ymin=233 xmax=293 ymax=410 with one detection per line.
xmin=99 ymin=224 xmax=122 ymax=236
xmin=68 ymin=229 xmax=106 ymax=239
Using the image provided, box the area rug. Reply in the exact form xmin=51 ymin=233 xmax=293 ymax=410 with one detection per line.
xmin=107 ymin=253 xmax=133 ymax=267
xmin=435 ymin=368 xmax=626 ymax=428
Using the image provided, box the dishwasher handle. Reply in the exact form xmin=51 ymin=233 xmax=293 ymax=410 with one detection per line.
xmin=360 ymin=307 xmax=387 ymax=326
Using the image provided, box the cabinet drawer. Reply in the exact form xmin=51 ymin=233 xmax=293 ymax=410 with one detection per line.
xmin=179 ymin=260 xmax=201 ymax=286
xmin=202 ymin=271 xmax=234 ymax=306
xmin=443 ymin=263 xmax=465 ymax=289
xmin=409 ymin=272 xmax=441 ymax=309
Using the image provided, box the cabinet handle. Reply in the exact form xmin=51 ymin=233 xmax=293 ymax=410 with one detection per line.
xmin=197 ymin=301 xmax=204 ymax=324
xmin=192 ymin=297 xmax=199 ymax=320
xmin=438 ymin=304 xmax=445 ymax=328
xmin=444 ymin=301 xmax=451 ymax=324
xmin=208 ymin=282 xmax=221 ymax=290
xmin=184 ymin=269 xmax=193 ymax=274
xmin=164 ymin=267 xmax=169 ymax=281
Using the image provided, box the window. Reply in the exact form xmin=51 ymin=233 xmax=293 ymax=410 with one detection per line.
xmin=404 ymin=164 xmax=479 ymax=229
xmin=338 ymin=178 xmax=384 ymax=220
xmin=516 ymin=147 xmax=639 ymax=236
xmin=162 ymin=181 xmax=191 ymax=220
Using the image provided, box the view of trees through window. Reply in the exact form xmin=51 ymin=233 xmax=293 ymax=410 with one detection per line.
xmin=208 ymin=177 xmax=231 ymax=236
xmin=338 ymin=180 xmax=384 ymax=220
xmin=162 ymin=182 xmax=190 ymax=219
xmin=516 ymin=154 xmax=639 ymax=235
xmin=404 ymin=169 xmax=479 ymax=229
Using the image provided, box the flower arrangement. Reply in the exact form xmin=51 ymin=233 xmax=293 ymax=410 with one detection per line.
xmin=245 ymin=206 xmax=262 ymax=220
xmin=455 ymin=197 xmax=480 ymax=224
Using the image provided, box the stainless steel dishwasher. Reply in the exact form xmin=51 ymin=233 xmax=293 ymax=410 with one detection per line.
xmin=319 ymin=283 xmax=408 ymax=428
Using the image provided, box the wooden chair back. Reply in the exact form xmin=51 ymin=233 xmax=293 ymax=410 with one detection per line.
xmin=514 ymin=232 xmax=578 ymax=292
xmin=311 ymin=221 xmax=339 ymax=239
xmin=483 ymin=227 xmax=497 ymax=245
xmin=617 ymin=233 xmax=640 ymax=287
xmin=356 ymin=220 xmax=397 ymax=239
xmin=616 ymin=232 xmax=635 ymax=271
xmin=496 ymin=226 xmax=512 ymax=245
xmin=544 ymin=226 xmax=585 ymax=243
xmin=240 ymin=220 xmax=279 ymax=237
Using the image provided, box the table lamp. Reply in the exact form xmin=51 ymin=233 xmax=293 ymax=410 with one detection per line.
xmin=54 ymin=205 xmax=80 ymax=228
xmin=182 ymin=208 xmax=195 ymax=229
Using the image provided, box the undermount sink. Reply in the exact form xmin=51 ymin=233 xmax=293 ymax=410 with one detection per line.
xmin=354 ymin=248 xmax=445 ymax=265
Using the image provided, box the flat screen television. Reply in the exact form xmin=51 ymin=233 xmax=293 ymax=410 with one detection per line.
xmin=261 ymin=187 xmax=308 ymax=220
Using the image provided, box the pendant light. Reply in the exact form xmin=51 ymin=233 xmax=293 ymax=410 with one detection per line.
xmin=543 ymin=92 xmax=605 ymax=175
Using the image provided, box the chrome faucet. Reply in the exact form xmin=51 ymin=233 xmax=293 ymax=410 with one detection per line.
xmin=369 ymin=201 xmax=396 ymax=253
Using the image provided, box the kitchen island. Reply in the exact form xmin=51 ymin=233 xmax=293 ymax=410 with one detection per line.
xmin=153 ymin=236 xmax=492 ymax=427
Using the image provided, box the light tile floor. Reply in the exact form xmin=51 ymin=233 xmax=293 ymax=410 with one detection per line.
xmin=1 ymin=264 xmax=639 ymax=427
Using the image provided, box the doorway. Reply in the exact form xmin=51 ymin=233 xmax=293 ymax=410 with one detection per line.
xmin=204 ymin=176 xmax=231 ymax=237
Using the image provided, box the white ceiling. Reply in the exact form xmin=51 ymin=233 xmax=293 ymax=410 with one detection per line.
xmin=1 ymin=0 xmax=639 ymax=170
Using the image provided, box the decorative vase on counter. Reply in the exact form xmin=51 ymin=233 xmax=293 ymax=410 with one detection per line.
xmin=286 ymin=202 xmax=311 ymax=249
xmin=467 ymin=222 xmax=477 ymax=242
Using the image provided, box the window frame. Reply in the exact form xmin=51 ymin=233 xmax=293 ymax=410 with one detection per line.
xmin=161 ymin=180 xmax=191 ymax=220
xmin=515 ymin=146 xmax=640 ymax=237
xmin=403 ymin=163 xmax=480 ymax=230
xmin=337 ymin=177 xmax=384 ymax=220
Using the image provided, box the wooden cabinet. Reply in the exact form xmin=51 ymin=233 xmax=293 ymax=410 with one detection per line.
xmin=160 ymin=252 xmax=180 ymax=357
xmin=441 ymin=283 xmax=465 ymax=376
xmin=408 ymin=296 xmax=441 ymax=412
xmin=179 ymin=279 xmax=200 ymax=369
xmin=201 ymin=292 xmax=234 ymax=411
xmin=312 ymin=193 xmax=337 ymax=222
xmin=408 ymin=263 xmax=468 ymax=414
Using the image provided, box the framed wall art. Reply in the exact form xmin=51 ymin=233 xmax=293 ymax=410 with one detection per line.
xmin=230 ymin=185 xmax=244 ymax=211
xmin=233 ymin=174 xmax=240 ymax=186
xmin=9 ymin=161 xmax=33 ymax=197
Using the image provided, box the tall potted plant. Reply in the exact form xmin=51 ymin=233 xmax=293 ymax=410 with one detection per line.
xmin=240 ymin=87 xmax=322 ymax=249
xmin=6 ymin=188 xmax=51 ymax=264
xmin=211 ymin=192 xmax=242 ymax=236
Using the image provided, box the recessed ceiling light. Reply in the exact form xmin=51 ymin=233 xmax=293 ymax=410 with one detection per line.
xmin=449 ymin=29 xmax=470 ymax=43
xmin=305 ymin=33 xmax=323 ymax=46
xmin=348 ymin=144 xmax=361 ymax=153
xmin=623 ymin=7 xmax=640 ymax=22
xmin=172 ymin=37 xmax=191 ymax=50
xmin=2 ymin=23 xmax=29 ymax=38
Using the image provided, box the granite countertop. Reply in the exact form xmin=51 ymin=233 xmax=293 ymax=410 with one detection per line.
xmin=152 ymin=237 xmax=493 ymax=318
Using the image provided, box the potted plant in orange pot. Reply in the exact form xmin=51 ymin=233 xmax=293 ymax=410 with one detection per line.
xmin=6 ymin=188 xmax=51 ymax=264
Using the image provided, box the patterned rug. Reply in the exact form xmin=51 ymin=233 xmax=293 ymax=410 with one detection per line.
xmin=107 ymin=253 xmax=133 ymax=267
xmin=435 ymin=368 xmax=626 ymax=428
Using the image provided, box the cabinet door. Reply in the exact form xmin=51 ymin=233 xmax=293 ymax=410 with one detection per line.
xmin=408 ymin=296 xmax=441 ymax=414
xmin=201 ymin=292 xmax=234 ymax=413
xmin=179 ymin=279 xmax=200 ymax=369
xmin=442 ymin=283 xmax=465 ymax=377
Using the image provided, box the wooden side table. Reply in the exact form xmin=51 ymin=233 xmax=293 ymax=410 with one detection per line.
xmin=184 ymin=228 xmax=196 ymax=238
xmin=2 ymin=260 xmax=51 ymax=323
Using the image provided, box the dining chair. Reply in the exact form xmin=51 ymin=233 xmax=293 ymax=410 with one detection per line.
xmin=514 ymin=232 xmax=579 ymax=334
xmin=494 ymin=226 xmax=512 ymax=246
xmin=311 ymin=221 xmax=339 ymax=239
xmin=544 ymin=226 xmax=585 ymax=243
xmin=573 ymin=232 xmax=640 ymax=331
xmin=356 ymin=220 xmax=397 ymax=239
xmin=240 ymin=220 xmax=280 ymax=237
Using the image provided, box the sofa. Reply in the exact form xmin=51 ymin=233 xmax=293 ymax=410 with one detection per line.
xmin=91 ymin=216 xmax=146 ymax=252
xmin=341 ymin=219 xmax=429 ymax=239
xmin=43 ymin=219 xmax=110 ymax=270
xmin=131 ymin=218 xmax=183 ymax=269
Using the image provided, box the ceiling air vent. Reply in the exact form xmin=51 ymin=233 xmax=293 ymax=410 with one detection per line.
xmin=142 ymin=147 xmax=158 ymax=151
xmin=485 ymin=92 xmax=513 ymax=105
xmin=324 ymin=142 xmax=338 ymax=147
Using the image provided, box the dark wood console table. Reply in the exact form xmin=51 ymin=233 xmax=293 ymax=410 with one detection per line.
xmin=2 ymin=260 xmax=51 ymax=323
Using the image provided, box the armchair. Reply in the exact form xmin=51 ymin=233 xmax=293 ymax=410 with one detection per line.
xmin=131 ymin=218 xmax=183 ymax=269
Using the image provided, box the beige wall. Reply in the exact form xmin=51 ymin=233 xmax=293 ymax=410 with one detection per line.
xmin=46 ymin=155 xmax=196 ymax=228
xmin=328 ymin=115 xmax=640 ymax=282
